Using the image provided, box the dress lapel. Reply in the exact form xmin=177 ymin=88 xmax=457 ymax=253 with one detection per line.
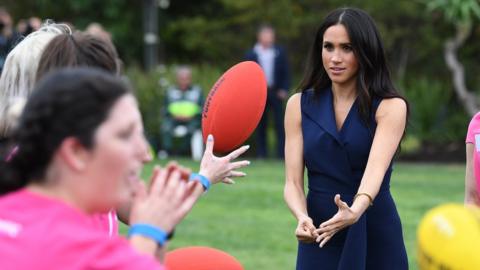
xmin=302 ymin=88 xmax=342 ymax=145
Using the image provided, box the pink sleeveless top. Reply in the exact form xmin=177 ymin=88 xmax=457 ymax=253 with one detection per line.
xmin=466 ymin=112 xmax=480 ymax=194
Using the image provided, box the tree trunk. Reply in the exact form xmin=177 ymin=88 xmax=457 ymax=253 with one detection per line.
xmin=444 ymin=23 xmax=479 ymax=116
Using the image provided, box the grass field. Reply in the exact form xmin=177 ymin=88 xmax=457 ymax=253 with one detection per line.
xmin=121 ymin=159 xmax=465 ymax=270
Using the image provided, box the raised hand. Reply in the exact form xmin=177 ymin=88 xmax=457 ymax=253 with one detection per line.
xmin=129 ymin=164 xmax=200 ymax=233
xmin=314 ymin=194 xmax=360 ymax=247
xmin=199 ymin=134 xmax=250 ymax=185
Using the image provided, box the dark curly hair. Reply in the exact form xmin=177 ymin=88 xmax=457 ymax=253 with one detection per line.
xmin=0 ymin=68 xmax=131 ymax=195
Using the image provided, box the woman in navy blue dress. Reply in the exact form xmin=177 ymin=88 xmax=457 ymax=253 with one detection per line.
xmin=284 ymin=8 xmax=409 ymax=270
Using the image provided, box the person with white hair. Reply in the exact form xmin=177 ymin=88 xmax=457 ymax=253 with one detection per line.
xmin=0 ymin=22 xmax=70 ymax=140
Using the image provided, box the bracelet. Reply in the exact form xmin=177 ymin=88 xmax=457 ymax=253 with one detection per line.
xmin=354 ymin=193 xmax=373 ymax=206
xmin=189 ymin=173 xmax=211 ymax=191
xmin=128 ymin=224 xmax=168 ymax=246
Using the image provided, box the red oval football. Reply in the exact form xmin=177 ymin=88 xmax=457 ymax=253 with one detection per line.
xmin=202 ymin=61 xmax=267 ymax=152
xmin=165 ymin=246 xmax=244 ymax=270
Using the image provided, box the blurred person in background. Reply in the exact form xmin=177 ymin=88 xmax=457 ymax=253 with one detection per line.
xmin=84 ymin=22 xmax=124 ymax=74
xmin=160 ymin=65 xmax=204 ymax=161
xmin=0 ymin=7 xmax=21 ymax=75
xmin=245 ymin=24 xmax=290 ymax=159
xmin=16 ymin=17 xmax=42 ymax=36
xmin=85 ymin=22 xmax=112 ymax=43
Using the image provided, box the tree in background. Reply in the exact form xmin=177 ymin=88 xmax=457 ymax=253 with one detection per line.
xmin=1 ymin=0 xmax=478 ymax=149
xmin=2 ymin=0 xmax=143 ymax=64
xmin=428 ymin=0 xmax=480 ymax=116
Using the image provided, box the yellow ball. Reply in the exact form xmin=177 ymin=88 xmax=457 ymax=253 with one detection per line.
xmin=417 ymin=203 xmax=480 ymax=270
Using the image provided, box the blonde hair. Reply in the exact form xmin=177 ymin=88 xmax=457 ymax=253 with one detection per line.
xmin=0 ymin=21 xmax=71 ymax=137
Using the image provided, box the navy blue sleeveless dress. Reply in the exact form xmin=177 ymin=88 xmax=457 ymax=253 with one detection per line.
xmin=296 ymin=88 xmax=408 ymax=270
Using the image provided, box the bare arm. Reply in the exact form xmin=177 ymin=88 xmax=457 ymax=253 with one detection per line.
xmin=284 ymin=93 xmax=316 ymax=242
xmin=465 ymin=143 xmax=480 ymax=205
xmin=284 ymin=93 xmax=306 ymax=219
xmin=315 ymin=98 xmax=407 ymax=247
xmin=351 ymin=98 xmax=407 ymax=214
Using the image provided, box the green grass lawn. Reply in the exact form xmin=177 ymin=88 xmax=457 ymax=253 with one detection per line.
xmin=121 ymin=159 xmax=465 ymax=270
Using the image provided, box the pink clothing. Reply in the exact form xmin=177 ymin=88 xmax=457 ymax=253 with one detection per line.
xmin=0 ymin=189 xmax=163 ymax=270
xmin=92 ymin=211 xmax=119 ymax=237
xmin=466 ymin=112 xmax=480 ymax=194
xmin=4 ymin=145 xmax=119 ymax=237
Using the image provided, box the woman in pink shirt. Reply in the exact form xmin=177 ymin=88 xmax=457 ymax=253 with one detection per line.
xmin=465 ymin=112 xmax=480 ymax=205
xmin=0 ymin=24 xmax=127 ymax=236
xmin=0 ymin=68 xmax=249 ymax=269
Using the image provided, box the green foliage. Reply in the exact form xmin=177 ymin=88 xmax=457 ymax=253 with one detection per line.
xmin=1 ymin=0 xmax=468 ymax=81
xmin=126 ymin=66 xmax=164 ymax=145
xmin=2 ymin=0 xmax=478 ymax=147
xmin=427 ymin=0 xmax=480 ymax=25
xmin=403 ymin=77 xmax=468 ymax=144
xmin=3 ymin=0 xmax=143 ymax=64
xmin=401 ymin=135 xmax=422 ymax=154
xmin=425 ymin=0 xmax=480 ymax=104
xmin=161 ymin=0 xmax=310 ymax=68
xmin=404 ymin=78 xmax=451 ymax=143
xmin=160 ymin=0 xmax=460 ymax=84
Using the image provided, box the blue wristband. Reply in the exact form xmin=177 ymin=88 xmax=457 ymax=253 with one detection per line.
xmin=128 ymin=224 xmax=168 ymax=246
xmin=189 ymin=173 xmax=211 ymax=191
